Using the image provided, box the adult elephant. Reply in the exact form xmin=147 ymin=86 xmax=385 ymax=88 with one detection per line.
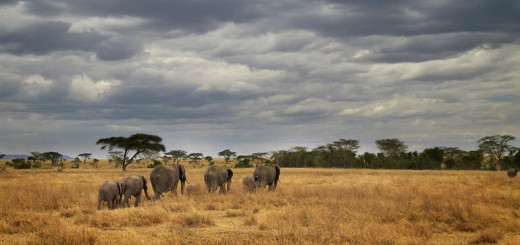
xmin=254 ymin=164 xmax=280 ymax=191
xmin=150 ymin=164 xmax=187 ymax=199
xmin=97 ymin=181 xmax=122 ymax=210
xmin=204 ymin=165 xmax=233 ymax=193
xmin=507 ymin=168 xmax=518 ymax=178
xmin=120 ymin=175 xmax=150 ymax=207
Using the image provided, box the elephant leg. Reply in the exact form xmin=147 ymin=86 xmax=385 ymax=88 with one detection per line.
xmin=98 ymin=199 xmax=102 ymax=210
xmin=172 ymin=182 xmax=178 ymax=195
xmin=219 ymin=184 xmax=226 ymax=194
xmin=124 ymin=194 xmax=130 ymax=207
xmin=135 ymin=195 xmax=141 ymax=207
xmin=268 ymin=183 xmax=275 ymax=191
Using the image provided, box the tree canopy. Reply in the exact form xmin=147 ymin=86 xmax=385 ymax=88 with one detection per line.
xmin=478 ymin=135 xmax=516 ymax=166
xmin=375 ymin=138 xmax=408 ymax=157
xmin=218 ymin=149 xmax=237 ymax=165
xmin=96 ymin=133 xmax=165 ymax=171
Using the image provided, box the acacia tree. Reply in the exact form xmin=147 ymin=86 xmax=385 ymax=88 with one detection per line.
xmin=205 ymin=156 xmax=214 ymax=165
xmin=218 ymin=149 xmax=236 ymax=165
xmin=375 ymin=138 xmax=408 ymax=158
xmin=187 ymin=153 xmax=204 ymax=166
xmin=78 ymin=153 xmax=92 ymax=165
xmin=41 ymin=152 xmax=63 ymax=166
xmin=165 ymin=150 xmax=187 ymax=165
xmin=96 ymin=133 xmax=166 ymax=171
xmin=478 ymin=135 xmax=516 ymax=167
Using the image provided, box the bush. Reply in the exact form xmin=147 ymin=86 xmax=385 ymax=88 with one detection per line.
xmin=234 ymin=158 xmax=252 ymax=168
xmin=147 ymin=159 xmax=162 ymax=168
xmin=10 ymin=158 xmax=31 ymax=169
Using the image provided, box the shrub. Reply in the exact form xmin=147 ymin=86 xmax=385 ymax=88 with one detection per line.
xmin=147 ymin=159 xmax=162 ymax=168
xmin=10 ymin=158 xmax=31 ymax=169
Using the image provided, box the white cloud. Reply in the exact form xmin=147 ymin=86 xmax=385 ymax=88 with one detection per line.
xmin=69 ymin=75 xmax=121 ymax=102
xmin=22 ymin=74 xmax=55 ymax=98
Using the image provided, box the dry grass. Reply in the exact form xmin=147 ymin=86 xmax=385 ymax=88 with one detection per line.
xmin=1 ymin=165 xmax=520 ymax=244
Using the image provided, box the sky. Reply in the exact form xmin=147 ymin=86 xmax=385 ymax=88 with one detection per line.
xmin=1 ymin=0 xmax=519 ymax=159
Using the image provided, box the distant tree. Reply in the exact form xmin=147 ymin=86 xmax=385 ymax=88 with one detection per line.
xmin=165 ymin=150 xmax=187 ymax=165
xmin=0 ymin=153 xmax=5 ymax=159
xmin=218 ymin=149 xmax=237 ymax=165
xmin=332 ymin=139 xmax=359 ymax=168
xmin=235 ymin=155 xmax=253 ymax=168
xmin=41 ymin=152 xmax=63 ymax=166
xmin=71 ymin=157 xmax=81 ymax=168
xmin=78 ymin=153 xmax=92 ymax=165
xmin=205 ymin=156 xmax=214 ymax=165
xmin=332 ymin=139 xmax=360 ymax=152
xmin=108 ymin=151 xmax=124 ymax=168
xmin=188 ymin=153 xmax=204 ymax=166
xmin=418 ymin=147 xmax=444 ymax=169
xmin=478 ymin=135 xmax=516 ymax=167
xmin=375 ymin=138 xmax=408 ymax=157
xmin=96 ymin=133 xmax=166 ymax=171
xmin=290 ymin=146 xmax=308 ymax=167
xmin=251 ymin=152 xmax=268 ymax=166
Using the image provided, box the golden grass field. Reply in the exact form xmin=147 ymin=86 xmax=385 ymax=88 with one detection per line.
xmin=1 ymin=161 xmax=520 ymax=245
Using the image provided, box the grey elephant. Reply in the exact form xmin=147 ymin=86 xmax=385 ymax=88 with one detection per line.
xmin=120 ymin=175 xmax=151 ymax=207
xmin=149 ymin=164 xmax=187 ymax=199
xmin=204 ymin=165 xmax=233 ymax=193
xmin=242 ymin=176 xmax=256 ymax=193
xmin=507 ymin=168 xmax=518 ymax=178
xmin=97 ymin=181 xmax=122 ymax=210
xmin=254 ymin=164 xmax=280 ymax=191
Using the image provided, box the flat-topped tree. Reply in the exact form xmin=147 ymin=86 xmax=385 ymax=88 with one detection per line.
xmin=41 ymin=152 xmax=63 ymax=166
xmin=78 ymin=153 xmax=92 ymax=165
xmin=218 ymin=149 xmax=236 ymax=165
xmin=165 ymin=150 xmax=187 ymax=165
xmin=96 ymin=133 xmax=166 ymax=171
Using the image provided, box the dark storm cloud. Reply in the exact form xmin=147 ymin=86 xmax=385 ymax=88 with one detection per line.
xmin=0 ymin=21 xmax=107 ymax=54
xmin=24 ymin=0 xmax=283 ymax=33
xmin=0 ymin=20 xmax=141 ymax=60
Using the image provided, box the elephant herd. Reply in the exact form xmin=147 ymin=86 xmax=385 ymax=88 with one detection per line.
xmin=98 ymin=164 xmax=281 ymax=210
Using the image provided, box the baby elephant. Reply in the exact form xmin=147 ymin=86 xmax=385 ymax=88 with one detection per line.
xmin=98 ymin=181 xmax=122 ymax=210
xmin=242 ymin=176 xmax=256 ymax=193
xmin=507 ymin=168 xmax=518 ymax=178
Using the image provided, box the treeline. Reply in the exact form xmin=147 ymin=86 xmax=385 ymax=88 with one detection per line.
xmin=271 ymin=136 xmax=520 ymax=170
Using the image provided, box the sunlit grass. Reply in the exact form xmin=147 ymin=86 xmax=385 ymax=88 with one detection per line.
xmin=1 ymin=165 xmax=520 ymax=244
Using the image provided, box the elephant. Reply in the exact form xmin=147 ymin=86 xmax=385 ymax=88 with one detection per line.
xmin=204 ymin=165 xmax=233 ymax=193
xmin=97 ymin=181 xmax=122 ymax=210
xmin=149 ymin=164 xmax=187 ymax=199
xmin=120 ymin=175 xmax=151 ymax=207
xmin=242 ymin=176 xmax=256 ymax=193
xmin=254 ymin=164 xmax=280 ymax=191
xmin=507 ymin=168 xmax=518 ymax=178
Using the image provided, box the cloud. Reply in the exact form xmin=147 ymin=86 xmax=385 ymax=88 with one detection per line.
xmin=69 ymin=75 xmax=121 ymax=102
xmin=22 ymin=74 xmax=55 ymax=98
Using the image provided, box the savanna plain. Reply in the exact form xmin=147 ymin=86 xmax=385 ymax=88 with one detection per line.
xmin=1 ymin=162 xmax=520 ymax=245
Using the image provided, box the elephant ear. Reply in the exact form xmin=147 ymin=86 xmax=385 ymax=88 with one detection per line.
xmin=226 ymin=169 xmax=234 ymax=182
